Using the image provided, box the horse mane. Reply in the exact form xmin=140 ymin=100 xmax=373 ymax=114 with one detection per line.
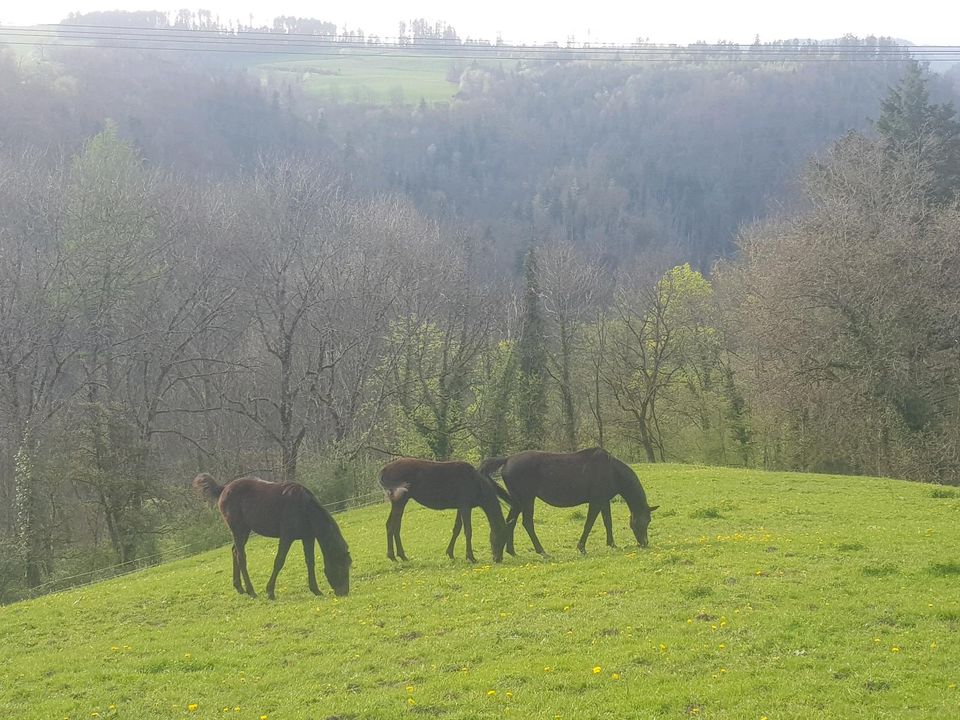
xmin=192 ymin=473 xmax=223 ymax=504
xmin=610 ymin=458 xmax=649 ymax=511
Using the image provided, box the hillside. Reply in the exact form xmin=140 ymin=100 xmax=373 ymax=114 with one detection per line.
xmin=3 ymin=464 xmax=958 ymax=718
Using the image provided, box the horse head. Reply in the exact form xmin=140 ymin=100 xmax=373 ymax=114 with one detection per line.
xmin=629 ymin=505 xmax=659 ymax=548
xmin=323 ymin=550 xmax=352 ymax=596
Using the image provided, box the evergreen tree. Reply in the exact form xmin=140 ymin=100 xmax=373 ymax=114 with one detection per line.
xmin=875 ymin=61 xmax=960 ymax=203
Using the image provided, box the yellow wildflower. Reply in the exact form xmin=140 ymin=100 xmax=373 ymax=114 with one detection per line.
xmin=593 ymin=666 xmax=602 ymax=674
xmin=487 ymin=690 xmax=497 ymax=696
xmin=188 ymin=704 xmax=198 ymax=712
xmin=611 ymin=673 xmax=621 ymax=680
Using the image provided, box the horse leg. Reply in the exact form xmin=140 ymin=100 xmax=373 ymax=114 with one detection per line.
xmin=303 ymin=536 xmax=322 ymax=595
xmin=446 ymin=510 xmax=463 ymax=559
xmin=521 ymin=498 xmax=547 ymax=555
xmin=265 ymin=537 xmax=293 ymax=600
xmin=230 ymin=533 xmax=244 ymax=594
xmin=577 ymin=503 xmax=602 ymax=554
xmin=386 ymin=499 xmax=404 ymax=561
xmin=600 ymin=502 xmax=617 ymax=548
xmin=232 ymin=530 xmax=256 ymax=597
xmin=461 ymin=508 xmax=476 ymax=563
xmin=504 ymin=504 xmax=521 ymax=557
xmin=386 ymin=497 xmax=410 ymax=561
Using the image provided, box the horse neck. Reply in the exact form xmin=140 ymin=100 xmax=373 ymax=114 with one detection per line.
xmin=615 ymin=464 xmax=648 ymax=514
xmin=477 ymin=481 xmax=507 ymax=531
xmin=313 ymin=504 xmax=350 ymax=560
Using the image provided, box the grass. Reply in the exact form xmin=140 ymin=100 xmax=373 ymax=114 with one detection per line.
xmin=3 ymin=464 xmax=959 ymax=718
xmin=258 ymin=51 xmax=505 ymax=106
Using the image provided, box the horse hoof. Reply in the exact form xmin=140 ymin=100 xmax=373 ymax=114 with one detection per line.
xmin=577 ymin=546 xmax=587 ymax=555
xmin=387 ymin=554 xmax=397 ymax=562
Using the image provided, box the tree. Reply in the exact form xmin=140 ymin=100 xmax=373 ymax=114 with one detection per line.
xmin=601 ymin=263 xmax=715 ymax=462
xmin=875 ymin=61 xmax=960 ymax=203
xmin=539 ymin=243 xmax=603 ymax=450
xmin=0 ymin=153 xmax=77 ymax=586
xmin=515 ymin=249 xmax=548 ymax=450
xmin=723 ymin=131 xmax=960 ymax=479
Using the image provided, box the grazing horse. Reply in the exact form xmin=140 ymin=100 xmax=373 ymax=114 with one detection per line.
xmin=193 ymin=474 xmax=352 ymax=599
xmin=379 ymin=458 xmax=511 ymax=563
xmin=479 ymin=448 xmax=658 ymax=555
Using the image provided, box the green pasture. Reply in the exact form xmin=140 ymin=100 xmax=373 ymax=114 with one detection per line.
xmin=3 ymin=464 xmax=959 ymax=718
xmin=259 ymin=52 xmax=485 ymax=105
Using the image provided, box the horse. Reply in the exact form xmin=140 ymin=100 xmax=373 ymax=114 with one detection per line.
xmin=193 ymin=473 xmax=352 ymax=599
xmin=479 ymin=448 xmax=658 ymax=555
xmin=378 ymin=457 xmax=511 ymax=563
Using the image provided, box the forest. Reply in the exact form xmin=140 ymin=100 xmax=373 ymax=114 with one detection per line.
xmin=1 ymin=13 xmax=960 ymax=601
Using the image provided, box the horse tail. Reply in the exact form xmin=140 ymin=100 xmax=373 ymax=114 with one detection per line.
xmin=478 ymin=456 xmax=508 ymax=479
xmin=491 ymin=477 xmax=515 ymax=507
xmin=474 ymin=469 xmax=510 ymax=527
xmin=192 ymin=473 xmax=224 ymax=504
xmin=378 ymin=466 xmax=410 ymax=503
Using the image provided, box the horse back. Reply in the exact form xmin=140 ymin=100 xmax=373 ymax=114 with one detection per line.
xmin=379 ymin=457 xmax=483 ymax=509
xmin=502 ymin=449 xmax=618 ymax=507
xmin=219 ymin=477 xmax=316 ymax=539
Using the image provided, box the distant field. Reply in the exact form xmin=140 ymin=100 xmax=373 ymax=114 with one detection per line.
xmin=2 ymin=464 xmax=959 ymax=719
xmin=259 ymin=51 xmax=498 ymax=105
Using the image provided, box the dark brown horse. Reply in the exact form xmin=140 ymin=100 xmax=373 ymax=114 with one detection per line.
xmin=193 ymin=474 xmax=352 ymax=599
xmin=479 ymin=448 xmax=658 ymax=555
xmin=379 ymin=458 xmax=511 ymax=563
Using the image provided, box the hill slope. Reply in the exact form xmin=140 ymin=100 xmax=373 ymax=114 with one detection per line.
xmin=3 ymin=465 xmax=959 ymax=719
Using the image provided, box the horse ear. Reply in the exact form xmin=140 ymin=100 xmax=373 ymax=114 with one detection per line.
xmin=648 ymin=505 xmax=659 ymax=512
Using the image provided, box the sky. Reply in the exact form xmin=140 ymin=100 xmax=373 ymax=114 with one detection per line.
xmin=2 ymin=0 xmax=959 ymax=46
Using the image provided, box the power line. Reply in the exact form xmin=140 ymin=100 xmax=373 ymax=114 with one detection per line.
xmin=3 ymin=24 xmax=951 ymax=62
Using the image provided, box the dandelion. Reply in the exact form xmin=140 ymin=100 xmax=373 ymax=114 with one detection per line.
xmin=931 ymin=641 xmax=938 ymax=649
xmin=487 ymin=690 xmax=497 ymax=696
xmin=506 ymin=692 xmax=513 ymax=698
xmin=111 ymin=646 xmax=119 ymax=652
xmin=261 ymin=716 xmax=268 ymax=720
xmin=543 ymin=666 xmax=552 ymax=672
xmin=611 ymin=673 xmax=621 ymax=681
xmin=593 ymin=666 xmax=602 ymax=674
xmin=891 ymin=646 xmax=901 ymax=653
xmin=659 ymin=644 xmax=668 ymax=653
xmin=406 ymin=685 xmax=414 ymax=693
xmin=188 ymin=704 xmax=198 ymax=712
xmin=408 ymin=698 xmax=416 ymax=706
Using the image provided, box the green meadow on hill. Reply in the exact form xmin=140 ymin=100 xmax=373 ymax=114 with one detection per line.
xmin=258 ymin=52 xmax=477 ymax=105
xmin=2 ymin=464 xmax=959 ymax=719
